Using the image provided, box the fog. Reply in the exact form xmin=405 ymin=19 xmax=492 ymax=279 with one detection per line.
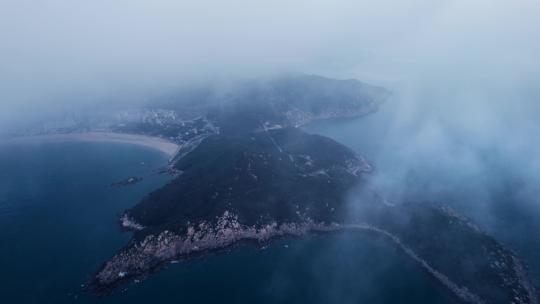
xmin=1 ymin=1 xmax=538 ymax=231
xmin=2 ymin=0 xmax=536 ymax=122
xmin=1 ymin=0 xmax=427 ymax=122
xmin=2 ymin=0 xmax=540 ymax=242
xmin=2 ymin=1 xmax=540 ymax=300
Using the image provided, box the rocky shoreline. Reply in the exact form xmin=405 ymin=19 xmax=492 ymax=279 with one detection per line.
xmin=91 ymin=212 xmax=340 ymax=292
xmin=90 ymin=210 xmax=538 ymax=304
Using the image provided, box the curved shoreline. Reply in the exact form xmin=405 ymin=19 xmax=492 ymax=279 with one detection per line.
xmin=0 ymin=132 xmax=180 ymax=157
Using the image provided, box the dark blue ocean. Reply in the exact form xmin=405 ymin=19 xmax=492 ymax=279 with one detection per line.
xmin=0 ymin=141 xmax=453 ymax=303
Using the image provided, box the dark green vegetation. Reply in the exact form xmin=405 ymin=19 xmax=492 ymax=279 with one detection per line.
xmin=351 ymin=199 xmax=537 ymax=304
xmin=205 ymin=74 xmax=389 ymax=133
xmin=139 ymin=73 xmax=389 ymax=134
xmin=128 ymin=128 xmax=367 ymax=238
xmin=122 ymin=73 xmax=387 ymax=238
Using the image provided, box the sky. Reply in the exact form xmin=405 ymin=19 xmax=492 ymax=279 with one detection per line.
xmin=2 ymin=1 xmax=538 ymax=122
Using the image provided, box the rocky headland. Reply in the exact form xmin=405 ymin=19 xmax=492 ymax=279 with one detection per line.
xmin=78 ymin=74 xmax=537 ymax=304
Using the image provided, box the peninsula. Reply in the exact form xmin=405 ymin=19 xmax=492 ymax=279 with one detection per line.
xmin=31 ymin=74 xmax=535 ymax=304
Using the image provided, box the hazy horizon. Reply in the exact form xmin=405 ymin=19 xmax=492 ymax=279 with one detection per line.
xmin=2 ymin=1 xmax=539 ymax=125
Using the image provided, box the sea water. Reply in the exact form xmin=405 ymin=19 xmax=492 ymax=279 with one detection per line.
xmin=305 ymin=99 xmax=540 ymax=290
xmin=0 ymin=141 xmax=452 ymax=303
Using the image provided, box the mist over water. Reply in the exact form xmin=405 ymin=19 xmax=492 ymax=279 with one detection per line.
xmin=2 ymin=0 xmax=538 ymax=258
xmin=2 ymin=0 xmax=540 ymax=301
xmin=305 ymin=87 xmax=540 ymax=286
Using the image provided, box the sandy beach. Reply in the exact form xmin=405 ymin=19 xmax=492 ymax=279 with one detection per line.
xmin=0 ymin=132 xmax=180 ymax=157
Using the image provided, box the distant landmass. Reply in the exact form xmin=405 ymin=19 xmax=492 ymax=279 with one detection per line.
xmin=13 ymin=74 xmax=537 ymax=303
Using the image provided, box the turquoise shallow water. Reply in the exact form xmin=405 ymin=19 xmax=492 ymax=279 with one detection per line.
xmin=0 ymin=141 xmax=452 ymax=303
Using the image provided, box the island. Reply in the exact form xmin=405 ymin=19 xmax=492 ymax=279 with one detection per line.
xmin=23 ymin=74 xmax=536 ymax=304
